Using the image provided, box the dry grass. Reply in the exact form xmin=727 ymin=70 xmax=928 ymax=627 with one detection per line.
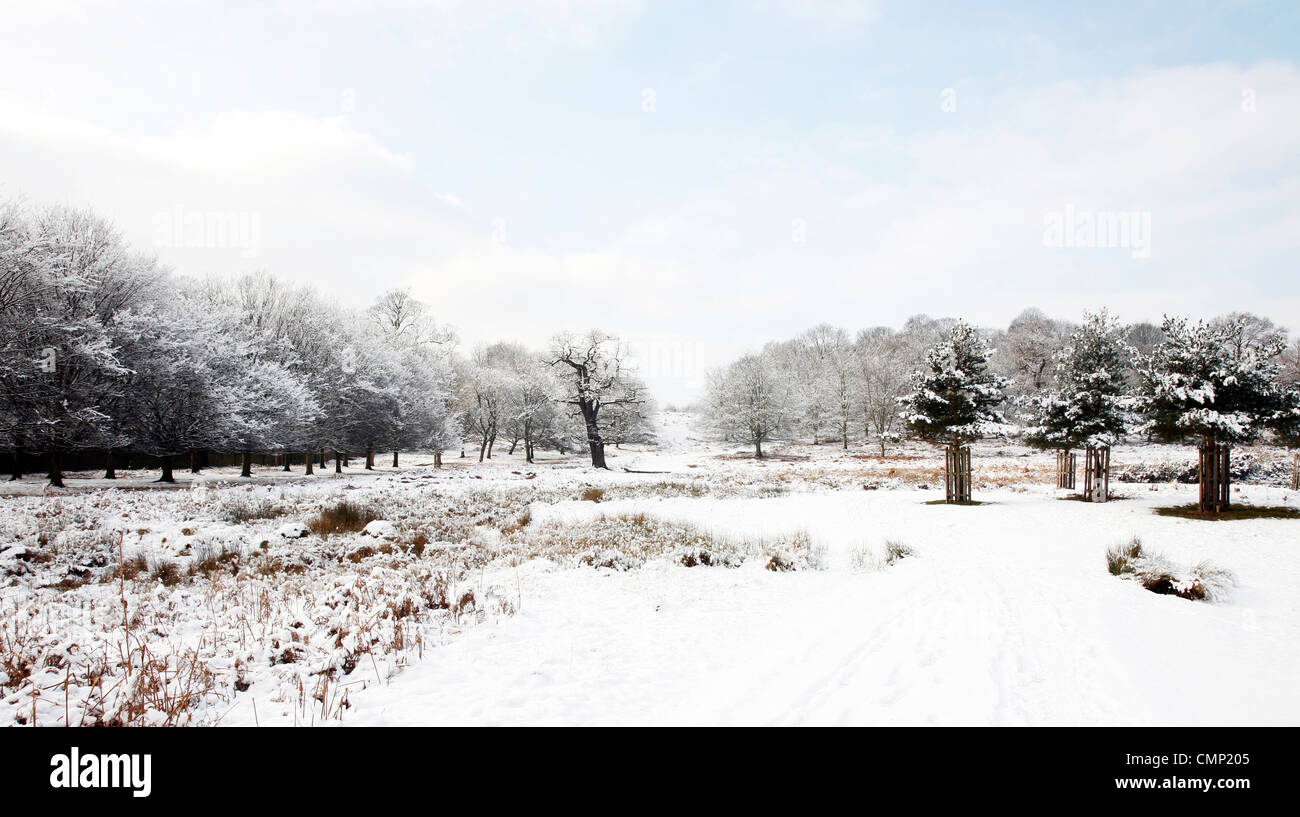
xmin=502 ymin=512 xmax=817 ymax=571
xmin=579 ymin=487 xmax=605 ymax=502
xmin=1153 ymin=504 xmax=1299 ymax=521
xmin=882 ymin=540 xmax=914 ymax=565
xmin=307 ymin=501 xmax=380 ymax=538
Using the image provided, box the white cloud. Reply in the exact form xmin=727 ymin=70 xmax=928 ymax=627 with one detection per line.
xmin=1 ymin=59 xmax=1298 ymax=405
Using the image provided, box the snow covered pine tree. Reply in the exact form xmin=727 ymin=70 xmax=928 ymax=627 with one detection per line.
xmin=899 ymin=320 xmax=1011 ymax=503
xmin=1022 ymin=310 xmax=1136 ymax=501
xmin=1139 ymin=315 xmax=1293 ymax=513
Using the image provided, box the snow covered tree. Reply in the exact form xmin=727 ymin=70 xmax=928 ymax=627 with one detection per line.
xmin=997 ymin=307 xmax=1070 ymax=398
xmin=1138 ymin=315 xmax=1293 ymax=512
xmin=704 ymin=351 xmax=788 ymax=458
xmin=113 ymin=298 xmax=230 ymax=482
xmin=854 ymin=327 xmax=910 ymax=455
xmin=548 ymin=331 xmax=646 ymax=469
xmin=0 ymin=204 xmax=161 ymax=485
xmin=898 ymin=320 xmax=1011 ymax=503
xmin=460 ymin=352 xmax=511 ymax=462
xmin=1021 ymin=310 xmax=1135 ymax=500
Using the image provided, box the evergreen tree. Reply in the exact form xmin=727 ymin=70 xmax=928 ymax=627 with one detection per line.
xmin=899 ymin=320 xmax=1012 ymax=448
xmin=1022 ymin=310 xmax=1135 ymax=451
xmin=1139 ymin=315 xmax=1289 ymax=446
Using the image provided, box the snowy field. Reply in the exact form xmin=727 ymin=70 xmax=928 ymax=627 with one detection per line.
xmin=2 ymin=412 xmax=1298 ymax=727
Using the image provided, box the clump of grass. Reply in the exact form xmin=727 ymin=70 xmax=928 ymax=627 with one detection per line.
xmin=189 ymin=547 xmax=240 ymax=578
xmin=765 ymin=553 xmax=796 ymax=572
xmin=149 ymin=561 xmax=183 ymax=587
xmin=1154 ymin=504 xmax=1299 ymax=521
xmin=579 ymin=487 xmax=605 ymax=503
xmin=220 ymin=493 xmax=287 ymax=524
xmin=307 ymin=501 xmax=379 ymax=538
xmin=1105 ymin=537 xmax=1234 ymax=602
xmin=882 ymin=540 xmax=914 ymax=566
xmin=500 ymin=506 xmax=533 ymax=535
xmin=1106 ymin=537 xmax=1144 ymax=576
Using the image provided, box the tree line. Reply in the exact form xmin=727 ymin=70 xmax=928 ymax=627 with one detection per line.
xmin=0 ymin=200 xmax=651 ymax=486
xmin=703 ymin=308 xmax=1300 ymax=474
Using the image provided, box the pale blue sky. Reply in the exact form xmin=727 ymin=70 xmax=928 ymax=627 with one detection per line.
xmin=2 ymin=1 xmax=1298 ymax=402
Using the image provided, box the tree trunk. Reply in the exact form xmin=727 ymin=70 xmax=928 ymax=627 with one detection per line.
xmin=487 ymin=434 xmax=496 ymax=459
xmin=304 ymin=450 xmax=314 ymax=475
xmin=8 ymin=447 xmax=21 ymax=481
xmin=104 ymin=449 xmax=116 ymax=480
xmin=508 ymin=438 xmax=518 ymax=455
xmin=478 ymin=438 xmax=487 ymax=463
xmin=320 ymin=448 xmax=327 ymax=468
xmin=754 ymin=437 xmax=764 ymax=459
xmin=282 ymin=453 xmax=292 ymax=472
xmin=1198 ymin=439 xmax=1231 ymax=513
xmin=945 ymin=443 xmax=972 ymax=504
xmin=156 ymin=455 xmax=175 ymax=484
xmin=189 ymin=450 xmax=202 ymax=474
xmin=48 ymin=451 xmax=65 ymax=488
xmin=392 ymin=450 xmax=399 ymax=468
xmin=335 ymin=452 xmax=344 ymax=473
xmin=434 ymin=451 xmax=442 ymax=468
xmin=579 ymin=403 xmax=608 ymax=469
xmin=365 ymin=448 xmax=374 ymax=470
xmin=241 ymin=451 xmax=253 ymax=478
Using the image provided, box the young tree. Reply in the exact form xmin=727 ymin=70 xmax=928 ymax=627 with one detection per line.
xmin=898 ymin=320 xmax=1012 ymax=503
xmin=1021 ymin=310 xmax=1135 ymax=500
xmin=548 ymin=331 xmax=646 ymax=469
xmin=1139 ymin=315 xmax=1292 ymax=512
xmin=704 ymin=351 xmax=788 ymax=458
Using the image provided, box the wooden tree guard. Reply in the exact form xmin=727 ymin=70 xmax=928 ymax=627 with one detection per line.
xmin=945 ymin=445 xmax=972 ymax=504
xmin=1293 ymin=453 xmax=1299 ymax=491
xmin=1055 ymin=450 xmax=1076 ymax=489
xmin=1198 ymin=442 xmax=1231 ymax=513
xmin=1082 ymin=444 xmax=1110 ymax=502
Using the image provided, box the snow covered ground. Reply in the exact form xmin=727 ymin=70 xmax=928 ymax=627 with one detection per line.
xmin=3 ymin=412 xmax=1298 ymax=726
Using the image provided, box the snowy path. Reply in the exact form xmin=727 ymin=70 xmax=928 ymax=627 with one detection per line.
xmin=346 ymin=486 xmax=1300 ymax=726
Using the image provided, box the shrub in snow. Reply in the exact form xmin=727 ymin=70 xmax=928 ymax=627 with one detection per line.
xmin=1105 ymin=538 xmax=1144 ymax=576
xmin=882 ymin=540 xmax=914 ymax=566
xmin=1105 ymin=537 xmax=1234 ymax=602
xmin=276 ymin=522 xmax=309 ymax=539
xmin=307 ymin=501 xmax=379 ymax=538
xmin=361 ymin=520 xmax=399 ymax=539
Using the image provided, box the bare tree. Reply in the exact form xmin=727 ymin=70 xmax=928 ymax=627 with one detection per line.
xmin=547 ymin=331 xmax=645 ymax=469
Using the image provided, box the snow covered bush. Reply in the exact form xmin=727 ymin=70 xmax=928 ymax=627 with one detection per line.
xmin=1105 ymin=538 xmax=1234 ymax=602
